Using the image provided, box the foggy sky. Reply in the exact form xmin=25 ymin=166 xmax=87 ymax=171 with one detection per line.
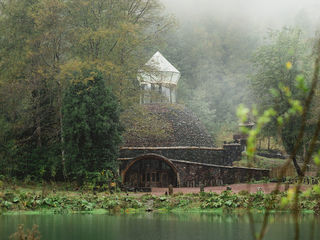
xmin=161 ymin=0 xmax=320 ymax=29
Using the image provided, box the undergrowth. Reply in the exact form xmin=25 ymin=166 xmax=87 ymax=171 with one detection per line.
xmin=1 ymin=187 xmax=320 ymax=214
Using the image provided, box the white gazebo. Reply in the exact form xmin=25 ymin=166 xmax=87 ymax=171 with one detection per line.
xmin=138 ymin=51 xmax=181 ymax=103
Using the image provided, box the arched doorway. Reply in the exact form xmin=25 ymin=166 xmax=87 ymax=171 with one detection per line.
xmin=122 ymin=154 xmax=179 ymax=188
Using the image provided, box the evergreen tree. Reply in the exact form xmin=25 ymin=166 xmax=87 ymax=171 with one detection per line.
xmin=0 ymin=0 xmax=171 ymax=181
xmin=62 ymin=67 xmax=122 ymax=181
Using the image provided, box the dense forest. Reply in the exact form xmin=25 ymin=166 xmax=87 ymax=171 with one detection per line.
xmin=1 ymin=0 xmax=320 ymax=181
xmin=0 ymin=0 xmax=173 ymax=181
xmin=2 ymin=2 xmax=320 ymax=240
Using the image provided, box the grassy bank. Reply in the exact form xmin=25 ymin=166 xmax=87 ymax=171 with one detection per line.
xmin=1 ymin=184 xmax=320 ymax=215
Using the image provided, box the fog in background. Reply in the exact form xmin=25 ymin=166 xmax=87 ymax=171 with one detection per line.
xmin=157 ymin=0 xmax=320 ymax=142
xmin=161 ymin=0 xmax=320 ymax=31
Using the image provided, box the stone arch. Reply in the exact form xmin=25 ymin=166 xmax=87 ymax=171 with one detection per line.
xmin=122 ymin=154 xmax=180 ymax=187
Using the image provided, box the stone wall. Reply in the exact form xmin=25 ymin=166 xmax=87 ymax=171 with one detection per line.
xmin=172 ymin=159 xmax=269 ymax=187
xmin=120 ymin=144 xmax=242 ymax=167
xmin=222 ymin=144 xmax=242 ymax=165
xmin=119 ymin=144 xmax=260 ymax=187
xmin=119 ymin=155 xmax=270 ymax=187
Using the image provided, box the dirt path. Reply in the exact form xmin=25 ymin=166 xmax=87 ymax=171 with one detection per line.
xmin=150 ymin=183 xmax=311 ymax=195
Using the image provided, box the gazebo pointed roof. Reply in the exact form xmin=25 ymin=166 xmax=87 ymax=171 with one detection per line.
xmin=145 ymin=51 xmax=180 ymax=73
xmin=138 ymin=51 xmax=181 ymax=86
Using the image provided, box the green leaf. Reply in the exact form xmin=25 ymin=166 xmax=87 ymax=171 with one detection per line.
xmin=295 ymin=75 xmax=308 ymax=93
xmin=314 ymin=155 xmax=320 ymax=166
xmin=277 ymin=116 xmax=284 ymax=125
xmin=270 ymin=88 xmax=280 ymax=97
xmin=237 ymin=104 xmax=249 ymax=123
xmin=313 ymin=185 xmax=320 ymax=195
xmin=280 ymin=197 xmax=289 ymax=207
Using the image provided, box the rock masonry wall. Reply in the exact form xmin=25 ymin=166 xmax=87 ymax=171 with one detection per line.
xmin=172 ymin=160 xmax=269 ymax=187
xmin=120 ymin=144 xmax=242 ymax=166
xmin=119 ymin=156 xmax=269 ymax=187
xmin=118 ymin=144 xmax=269 ymax=187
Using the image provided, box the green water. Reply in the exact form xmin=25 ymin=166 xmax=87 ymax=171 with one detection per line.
xmin=0 ymin=212 xmax=319 ymax=240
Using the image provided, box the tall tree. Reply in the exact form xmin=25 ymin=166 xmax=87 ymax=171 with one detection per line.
xmin=62 ymin=65 xmax=122 ymax=181
xmin=251 ymin=28 xmax=314 ymax=176
xmin=0 ymin=0 xmax=65 ymax=179
xmin=65 ymin=0 xmax=174 ymax=106
xmin=0 ymin=0 xmax=172 ymax=180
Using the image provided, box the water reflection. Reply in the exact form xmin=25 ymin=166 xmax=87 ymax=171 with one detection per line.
xmin=1 ymin=212 xmax=319 ymax=240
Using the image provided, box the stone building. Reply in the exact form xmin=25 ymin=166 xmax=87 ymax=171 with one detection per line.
xmin=119 ymin=52 xmax=269 ymax=189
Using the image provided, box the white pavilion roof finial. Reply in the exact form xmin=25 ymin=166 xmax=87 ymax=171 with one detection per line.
xmin=146 ymin=51 xmax=180 ymax=73
xmin=138 ymin=51 xmax=181 ymax=86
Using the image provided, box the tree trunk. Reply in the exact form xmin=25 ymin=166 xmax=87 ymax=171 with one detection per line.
xmin=292 ymin=156 xmax=303 ymax=177
xmin=60 ymin=107 xmax=67 ymax=180
xmin=57 ymin=80 xmax=67 ymax=181
xmin=36 ymin=90 xmax=42 ymax=147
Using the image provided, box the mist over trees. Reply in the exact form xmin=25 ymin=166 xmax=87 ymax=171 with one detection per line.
xmin=162 ymin=17 xmax=259 ymax=142
xmin=0 ymin=0 xmax=173 ymax=180
xmin=0 ymin=0 xmax=320 ymax=180
xmin=250 ymin=28 xmax=317 ymax=175
xmin=159 ymin=0 xmax=320 ymax=144
xmin=2 ymin=2 xmax=320 ymax=239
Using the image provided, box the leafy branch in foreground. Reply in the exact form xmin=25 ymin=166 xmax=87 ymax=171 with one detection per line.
xmin=250 ymin=27 xmax=316 ymax=176
xmin=238 ymin=36 xmax=320 ymax=240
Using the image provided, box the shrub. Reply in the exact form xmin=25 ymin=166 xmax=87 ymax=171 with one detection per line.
xmin=62 ymin=67 xmax=122 ymax=182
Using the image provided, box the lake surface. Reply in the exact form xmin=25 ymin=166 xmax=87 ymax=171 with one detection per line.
xmin=1 ymin=212 xmax=319 ymax=240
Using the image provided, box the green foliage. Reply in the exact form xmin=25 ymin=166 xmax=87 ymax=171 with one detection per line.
xmin=62 ymin=67 xmax=122 ymax=181
xmin=250 ymin=28 xmax=313 ymax=147
xmin=238 ymin=106 xmax=276 ymax=159
xmin=0 ymin=117 xmax=17 ymax=177
xmin=82 ymin=170 xmax=120 ymax=192
xmin=247 ymin=27 xmax=318 ymax=174
xmin=0 ymin=0 xmax=66 ymax=180
xmin=313 ymin=150 xmax=320 ymax=166
xmin=200 ymin=191 xmax=242 ymax=209
xmin=65 ymin=0 xmax=174 ymax=106
xmin=0 ymin=0 xmax=173 ymax=181
xmin=2 ymin=185 xmax=320 ymax=213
